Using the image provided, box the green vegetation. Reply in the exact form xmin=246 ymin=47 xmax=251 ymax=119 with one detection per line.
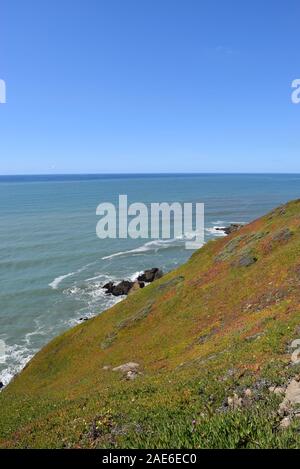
xmin=2 ymin=200 xmax=300 ymax=448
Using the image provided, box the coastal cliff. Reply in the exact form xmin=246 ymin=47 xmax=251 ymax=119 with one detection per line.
xmin=2 ymin=200 xmax=300 ymax=448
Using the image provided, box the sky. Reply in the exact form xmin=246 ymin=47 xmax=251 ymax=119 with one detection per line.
xmin=0 ymin=0 xmax=300 ymax=174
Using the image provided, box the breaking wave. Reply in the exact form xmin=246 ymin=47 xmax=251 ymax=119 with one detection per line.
xmin=48 ymin=263 xmax=94 ymax=289
xmin=102 ymin=235 xmax=199 ymax=260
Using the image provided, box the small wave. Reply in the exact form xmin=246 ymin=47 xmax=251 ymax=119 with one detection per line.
xmin=205 ymin=227 xmax=227 ymax=237
xmin=84 ymin=273 xmax=116 ymax=282
xmin=212 ymin=220 xmax=246 ymax=226
xmin=206 ymin=220 xmax=246 ymax=238
xmin=49 ymin=263 xmax=93 ymax=290
xmin=102 ymin=237 xmax=189 ymax=260
xmin=49 ymin=271 xmax=78 ymax=289
xmin=129 ymin=271 xmax=144 ymax=282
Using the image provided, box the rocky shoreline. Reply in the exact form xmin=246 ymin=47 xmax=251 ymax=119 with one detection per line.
xmin=102 ymin=267 xmax=163 ymax=297
xmin=98 ymin=224 xmax=245 ymax=300
xmin=215 ymin=223 xmax=243 ymax=235
xmin=0 ymin=224 xmax=240 ymax=388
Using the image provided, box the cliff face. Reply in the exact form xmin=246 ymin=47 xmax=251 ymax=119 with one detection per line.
xmin=2 ymin=200 xmax=300 ymax=448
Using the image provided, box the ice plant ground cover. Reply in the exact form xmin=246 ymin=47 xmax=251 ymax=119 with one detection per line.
xmin=2 ymin=200 xmax=300 ymax=448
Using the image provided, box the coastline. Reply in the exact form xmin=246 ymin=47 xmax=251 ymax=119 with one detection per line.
xmin=2 ymin=173 xmax=300 ymax=391
xmin=2 ymin=199 xmax=300 ymax=448
xmin=0 ymin=223 xmax=233 ymax=389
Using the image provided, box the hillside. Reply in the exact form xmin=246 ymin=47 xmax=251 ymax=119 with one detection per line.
xmin=2 ymin=200 xmax=300 ymax=448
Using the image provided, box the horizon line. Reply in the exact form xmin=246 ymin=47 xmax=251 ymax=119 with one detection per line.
xmin=2 ymin=171 xmax=300 ymax=177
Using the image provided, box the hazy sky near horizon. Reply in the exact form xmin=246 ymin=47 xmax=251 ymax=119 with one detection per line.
xmin=0 ymin=0 xmax=300 ymax=174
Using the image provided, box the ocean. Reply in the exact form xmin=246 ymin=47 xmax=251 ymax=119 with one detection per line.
xmin=1 ymin=173 xmax=300 ymax=385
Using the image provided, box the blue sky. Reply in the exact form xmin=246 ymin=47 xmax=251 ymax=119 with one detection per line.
xmin=0 ymin=0 xmax=299 ymax=174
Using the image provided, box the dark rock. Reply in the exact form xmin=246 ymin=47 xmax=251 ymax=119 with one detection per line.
xmin=215 ymin=224 xmax=243 ymax=235
xmin=111 ymin=280 xmax=134 ymax=296
xmin=103 ymin=268 xmax=162 ymax=297
xmin=79 ymin=317 xmax=89 ymax=322
xmin=103 ymin=280 xmax=134 ymax=296
xmin=0 ymin=381 xmax=4 ymax=389
xmin=103 ymin=282 xmax=115 ymax=294
xmin=138 ymin=268 xmax=163 ymax=283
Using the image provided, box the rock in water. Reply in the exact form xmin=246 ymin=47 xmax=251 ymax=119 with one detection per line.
xmin=113 ymin=281 xmax=134 ymax=296
xmin=102 ymin=280 xmax=134 ymax=296
xmin=103 ymin=282 xmax=115 ymax=294
xmin=216 ymin=224 xmax=243 ymax=235
xmin=112 ymin=280 xmax=134 ymax=296
xmin=138 ymin=268 xmax=163 ymax=283
xmin=103 ymin=268 xmax=162 ymax=296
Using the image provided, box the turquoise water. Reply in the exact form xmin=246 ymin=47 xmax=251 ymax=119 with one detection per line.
xmin=1 ymin=173 xmax=300 ymax=384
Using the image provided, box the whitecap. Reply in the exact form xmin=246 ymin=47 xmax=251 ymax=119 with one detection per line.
xmin=205 ymin=227 xmax=227 ymax=237
xmin=84 ymin=273 xmax=117 ymax=282
xmin=48 ymin=271 xmax=78 ymax=289
xmin=129 ymin=271 xmax=144 ymax=282
xmin=102 ymin=237 xmax=186 ymax=260
xmin=48 ymin=263 xmax=94 ymax=290
xmin=205 ymin=220 xmax=246 ymax=238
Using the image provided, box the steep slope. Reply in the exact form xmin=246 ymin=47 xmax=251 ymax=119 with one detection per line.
xmin=2 ymin=200 xmax=300 ymax=448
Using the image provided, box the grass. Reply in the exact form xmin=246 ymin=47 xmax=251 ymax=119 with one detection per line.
xmin=1 ymin=199 xmax=300 ymax=448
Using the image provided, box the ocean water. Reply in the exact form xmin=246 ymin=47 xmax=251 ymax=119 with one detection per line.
xmin=0 ymin=173 xmax=300 ymax=385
